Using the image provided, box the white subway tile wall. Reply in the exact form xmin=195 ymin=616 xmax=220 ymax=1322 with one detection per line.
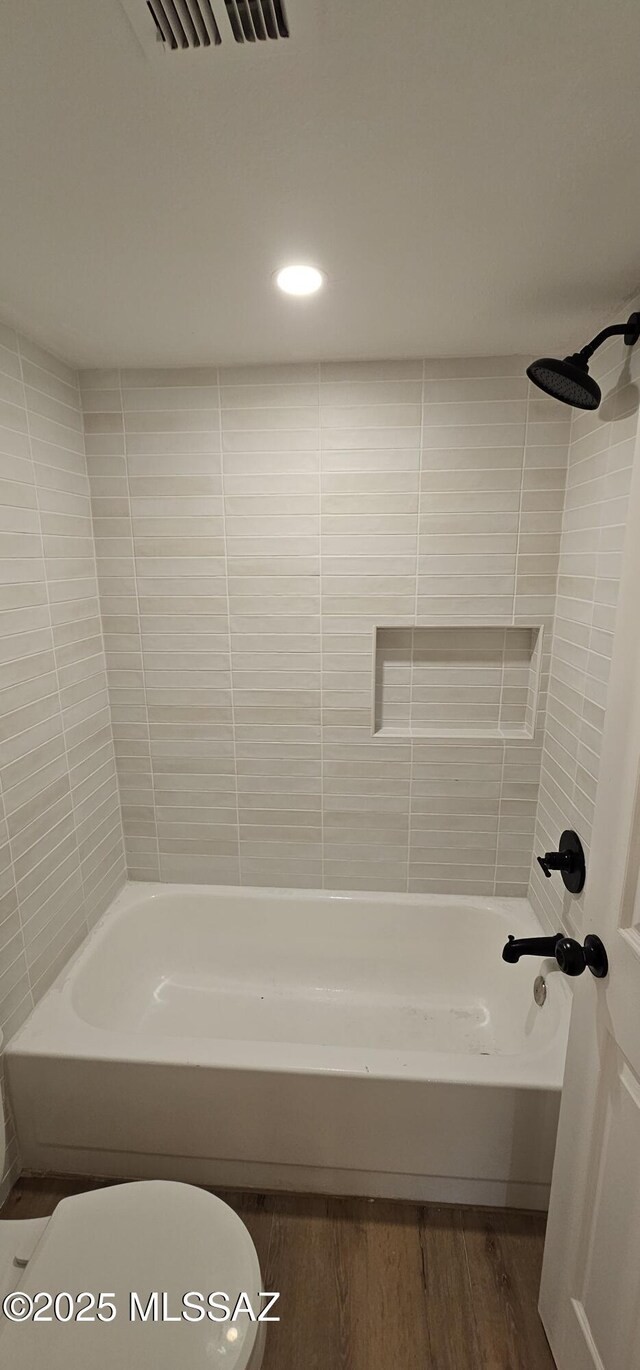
xmin=0 ymin=322 xmax=126 ymax=1199
xmin=530 ymin=323 xmax=640 ymax=933
xmin=81 ymin=357 xmax=570 ymax=896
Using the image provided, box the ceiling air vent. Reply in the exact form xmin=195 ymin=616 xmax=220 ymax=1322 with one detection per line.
xmin=223 ymin=1 xmax=289 ymax=42
xmin=121 ymin=0 xmax=289 ymax=53
xmin=146 ymin=1 xmax=222 ymax=48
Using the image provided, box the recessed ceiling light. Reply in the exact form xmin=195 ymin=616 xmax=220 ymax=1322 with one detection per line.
xmin=275 ymin=264 xmax=325 ymax=296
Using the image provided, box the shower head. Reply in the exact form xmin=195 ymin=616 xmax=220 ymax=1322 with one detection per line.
xmin=527 ymin=310 xmax=640 ymax=410
xmin=526 ymin=355 xmax=601 ymax=410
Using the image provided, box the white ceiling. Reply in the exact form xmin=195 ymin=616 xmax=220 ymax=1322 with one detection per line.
xmin=1 ymin=0 xmax=639 ymax=367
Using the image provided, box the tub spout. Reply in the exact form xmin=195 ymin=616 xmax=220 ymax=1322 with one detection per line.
xmin=502 ymin=933 xmax=563 ymax=964
xmin=503 ymin=932 xmax=609 ymax=978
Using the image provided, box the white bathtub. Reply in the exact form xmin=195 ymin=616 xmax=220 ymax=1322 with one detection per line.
xmin=6 ymin=882 xmax=569 ymax=1209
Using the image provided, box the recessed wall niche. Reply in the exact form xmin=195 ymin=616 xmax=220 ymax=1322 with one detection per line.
xmin=373 ymin=624 xmax=543 ymax=741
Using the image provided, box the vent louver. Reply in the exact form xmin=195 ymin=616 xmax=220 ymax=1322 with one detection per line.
xmin=142 ymin=0 xmax=289 ymax=49
xmin=146 ymin=1 xmax=222 ymax=48
xmin=224 ymin=1 xmax=289 ymax=42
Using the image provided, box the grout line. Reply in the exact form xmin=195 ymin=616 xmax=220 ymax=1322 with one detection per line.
xmin=494 ymin=385 xmax=530 ymax=896
xmin=493 ymin=627 xmax=508 ymax=897
xmin=406 ymin=362 xmax=426 ymax=893
xmin=118 ymin=367 xmax=161 ymax=881
xmin=217 ymin=369 xmax=242 ymax=886
xmin=511 ymin=382 xmax=529 ymax=624
xmin=318 ymin=364 xmax=325 ymax=890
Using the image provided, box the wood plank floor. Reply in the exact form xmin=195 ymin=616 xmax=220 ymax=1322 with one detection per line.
xmin=1 ymin=1177 xmax=556 ymax=1369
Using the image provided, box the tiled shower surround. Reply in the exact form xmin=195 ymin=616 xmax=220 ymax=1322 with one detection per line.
xmin=0 ymin=323 xmax=126 ymax=1194
xmin=530 ymin=325 xmax=640 ymax=934
xmin=0 ymin=326 xmax=125 ymax=1029
xmin=2 ymin=318 xmax=638 ymax=1195
xmin=80 ymin=358 xmax=570 ymax=895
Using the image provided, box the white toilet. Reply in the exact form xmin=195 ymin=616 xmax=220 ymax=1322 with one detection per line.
xmin=0 ymin=1060 xmax=267 ymax=1369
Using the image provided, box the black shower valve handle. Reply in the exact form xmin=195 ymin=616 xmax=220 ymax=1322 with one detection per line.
xmin=535 ymin=829 xmax=586 ymax=894
xmin=537 ymin=850 xmax=573 ymax=879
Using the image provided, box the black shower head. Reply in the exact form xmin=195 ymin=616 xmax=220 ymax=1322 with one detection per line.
xmin=527 ymin=310 xmax=640 ymax=411
xmin=526 ymin=355 xmax=601 ymax=410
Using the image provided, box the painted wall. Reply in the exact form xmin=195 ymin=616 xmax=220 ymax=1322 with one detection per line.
xmin=529 ymin=322 xmax=640 ymax=933
xmin=0 ymin=322 xmax=125 ymax=1198
xmin=81 ymin=357 xmax=569 ymax=895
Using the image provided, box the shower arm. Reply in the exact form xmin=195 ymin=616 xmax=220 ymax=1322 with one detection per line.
xmin=576 ymin=312 xmax=640 ymax=362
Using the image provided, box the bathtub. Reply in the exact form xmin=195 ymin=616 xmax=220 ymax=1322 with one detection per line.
xmin=5 ymin=882 xmax=569 ymax=1209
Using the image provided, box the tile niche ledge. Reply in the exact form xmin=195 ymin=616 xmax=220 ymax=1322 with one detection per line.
xmin=373 ymin=623 xmax=543 ymax=743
